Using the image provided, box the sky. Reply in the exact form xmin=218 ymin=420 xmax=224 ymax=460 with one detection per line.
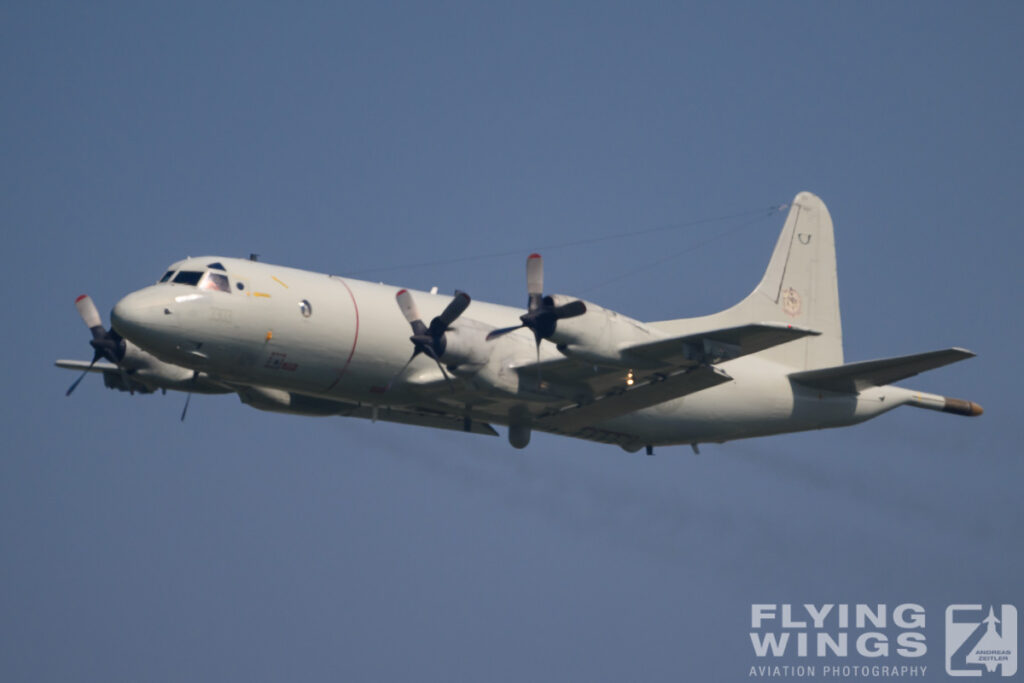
xmin=2 ymin=2 xmax=1022 ymax=681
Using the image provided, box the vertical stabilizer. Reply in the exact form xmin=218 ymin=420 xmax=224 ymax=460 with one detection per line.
xmin=654 ymin=192 xmax=843 ymax=370
xmin=743 ymin=192 xmax=842 ymax=369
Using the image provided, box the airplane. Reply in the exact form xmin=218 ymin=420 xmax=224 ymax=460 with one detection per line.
xmin=57 ymin=192 xmax=982 ymax=454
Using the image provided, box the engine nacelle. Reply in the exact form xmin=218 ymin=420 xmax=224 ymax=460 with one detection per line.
xmin=443 ymin=319 xmax=531 ymax=395
xmin=546 ymin=295 xmax=660 ymax=367
xmin=119 ymin=339 xmax=186 ymax=376
xmin=102 ymin=371 xmax=156 ymax=394
xmin=108 ymin=340 xmax=230 ymax=394
xmin=440 ymin=318 xmax=495 ymax=371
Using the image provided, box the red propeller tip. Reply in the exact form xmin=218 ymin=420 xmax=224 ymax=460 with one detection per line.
xmin=75 ymin=294 xmax=88 ymax=303
xmin=396 ymin=289 xmax=407 ymax=296
xmin=528 ymin=253 xmax=541 ymax=259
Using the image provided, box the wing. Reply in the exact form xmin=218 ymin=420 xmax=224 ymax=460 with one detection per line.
xmin=497 ymin=323 xmax=815 ymax=442
xmin=536 ymin=365 xmax=732 ymax=432
xmin=56 ymin=359 xmax=121 ymax=373
xmin=56 ymin=359 xmax=156 ymax=394
xmin=511 ymin=322 xmax=818 ymax=394
xmin=358 ymin=322 xmax=816 ymax=444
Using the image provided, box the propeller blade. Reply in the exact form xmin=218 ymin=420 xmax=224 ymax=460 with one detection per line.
xmin=67 ymin=295 xmax=116 ymax=395
xmin=418 ymin=341 xmax=456 ymax=391
xmin=526 ymin=253 xmax=543 ymax=296
xmin=486 ymin=324 xmax=525 ymax=341
xmin=410 ymin=333 xmax=435 ymax=349
xmin=493 ymin=253 xmax=586 ymax=365
xmin=395 ymin=289 xmax=421 ymax=325
xmin=527 ymin=254 xmax=544 ymax=312
xmin=394 ymin=288 xmax=469 ymax=390
xmin=74 ymin=294 xmax=103 ymax=330
xmin=89 ymin=335 xmax=124 ymax=364
xmin=66 ymin=370 xmax=89 ymax=396
xmin=386 ymin=351 xmax=420 ymax=391
xmin=434 ymin=290 xmax=471 ymax=329
xmin=180 ymin=371 xmax=198 ymax=422
xmin=553 ymin=300 xmax=587 ymax=319
xmin=65 ymin=353 xmax=100 ymax=396
xmin=519 ymin=333 xmax=546 ymax=385
xmin=429 ymin=356 xmax=455 ymax=392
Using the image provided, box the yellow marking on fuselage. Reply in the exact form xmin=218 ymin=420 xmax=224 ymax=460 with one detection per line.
xmin=253 ymin=292 xmax=271 ymax=298
xmin=271 ymin=276 xmax=289 ymax=289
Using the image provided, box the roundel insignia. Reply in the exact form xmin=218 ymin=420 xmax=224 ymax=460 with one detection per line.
xmin=782 ymin=287 xmax=802 ymax=316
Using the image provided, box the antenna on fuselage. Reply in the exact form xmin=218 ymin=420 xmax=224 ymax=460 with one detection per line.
xmin=249 ymin=253 xmax=260 ymax=261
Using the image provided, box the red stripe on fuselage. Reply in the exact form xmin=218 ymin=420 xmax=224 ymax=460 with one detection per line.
xmin=325 ymin=277 xmax=360 ymax=392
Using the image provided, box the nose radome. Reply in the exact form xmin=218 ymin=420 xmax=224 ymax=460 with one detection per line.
xmin=110 ymin=289 xmax=156 ymax=341
xmin=111 ymin=294 xmax=137 ymax=338
xmin=110 ymin=286 xmax=184 ymax=355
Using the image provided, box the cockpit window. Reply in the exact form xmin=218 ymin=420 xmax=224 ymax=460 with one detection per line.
xmin=199 ymin=272 xmax=231 ymax=293
xmin=172 ymin=270 xmax=203 ymax=286
xmin=207 ymin=262 xmax=226 ymax=271
xmin=159 ymin=270 xmax=175 ymax=283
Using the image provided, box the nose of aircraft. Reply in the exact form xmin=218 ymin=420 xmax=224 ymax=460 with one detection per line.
xmin=111 ymin=287 xmax=171 ymax=344
xmin=110 ymin=291 xmax=145 ymax=340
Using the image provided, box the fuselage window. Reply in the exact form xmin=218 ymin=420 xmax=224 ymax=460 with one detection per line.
xmin=299 ymin=299 xmax=312 ymax=317
xmin=199 ymin=272 xmax=231 ymax=293
xmin=172 ymin=270 xmax=203 ymax=286
xmin=159 ymin=270 xmax=175 ymax=283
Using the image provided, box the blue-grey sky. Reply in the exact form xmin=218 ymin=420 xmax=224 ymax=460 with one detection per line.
xmin=3 ymin=2 xmax=1022 ymax=681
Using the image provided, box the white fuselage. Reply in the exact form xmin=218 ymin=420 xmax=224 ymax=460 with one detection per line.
xmin=110 ymin=256 xmax=906 ymax=447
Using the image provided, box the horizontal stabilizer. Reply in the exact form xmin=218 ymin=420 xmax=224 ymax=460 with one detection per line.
xmin=623 ymin=322 xmax=820 ymax=368
xmin=788 ymin=347 xmax=976 ymax=393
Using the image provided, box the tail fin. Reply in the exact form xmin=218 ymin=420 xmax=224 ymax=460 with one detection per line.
xmin=655 ymin=192 xmax=843 ymax=370
xmin=736 ymin=191 xmax=842 ymax=369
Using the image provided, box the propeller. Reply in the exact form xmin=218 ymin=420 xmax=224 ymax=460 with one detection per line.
xmin=390 ymin=289 xmax=471 ymax=390
xmin=485 ymin=254 xmax=587 ymax=360
xmin=180 ymin=371 xmax=199 ymax=421
xmin=66 ymin=295 xmax=127 ymax=396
